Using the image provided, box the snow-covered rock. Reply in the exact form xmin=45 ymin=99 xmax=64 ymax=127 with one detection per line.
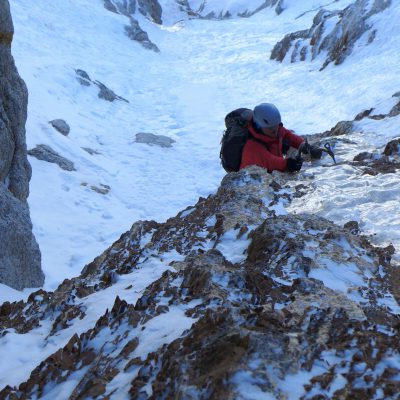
xmin=28 ymin=145 xmax=76 ymax=172
xmin=49 ymin=119 xmax=70 ymax=136
xmin=1 ymin=166 xmax=399 ymax=398
xmin=271 ymin=0 xmax=392 ymax=69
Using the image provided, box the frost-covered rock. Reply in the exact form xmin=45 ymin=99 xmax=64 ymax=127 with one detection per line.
xmin=28 ymin=144 xmax=76 ymax=171
xmin=49 ymin=119 xmax=70 ymax=136
xmin=0 ymin=0 xmax=43 ymax=290
xmin=178 ymin=0 xmax=284 ymax=19
xmin=75 ymin=69 xmax=130 ymax=102
xmin=125 ymin=17 xmax=160 ymax=52
xmin=271 ymin=0 xmax=392 ymax=69
xmin=104 ymin=0 xmax=162 ymax=24
xmin=1 ymin=166 xmax=399 ymax=398
xmin=135 ymin=132 xmax=176 ymax=147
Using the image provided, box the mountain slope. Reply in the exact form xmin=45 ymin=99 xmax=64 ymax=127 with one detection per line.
xmin=1 ymin=0 xmax=400 ymax=396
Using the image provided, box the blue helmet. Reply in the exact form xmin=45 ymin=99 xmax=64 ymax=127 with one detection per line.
xmin=253 ymin=103 xmax=281 ymax=128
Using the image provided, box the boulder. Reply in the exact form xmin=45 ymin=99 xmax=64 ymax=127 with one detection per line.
xmin=28 ymin=144 xmax=76 ymax=171
xmin=135 ymin=132 xmax=175 ymax=148
xmin=0 ymin=0 xmax=44 ymax=290
xmin=49 ymin=119 xmax=70 ymax=136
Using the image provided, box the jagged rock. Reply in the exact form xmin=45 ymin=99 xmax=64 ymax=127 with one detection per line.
xmin=135 ymin=132 xmax=176 ymax=148
xmin=81 ymin=182 xmax=111 ymax=195
xmin=271 ymin=0 xmax=392 ymax=69
xmin=354 ymin=93 xmax=400 ymax=121
xmin=343 ymin=220 xmax=360 ymax=234
xmin=104 ymin=0 xmax=119 ymax=14
xmin=1 ymin=167 xmax=399 ymax=398
xmin=137 ymin=0 xmax=162 ymax=24
xmin=82 ymin=147 xmax=101 ymax=155
xmin=49 ymin=119 xmax=70 ymax=136
xmin=353 ymin=151 xmax=374 ymax=161
xmin=75 ymin=69 xmax=129 ymax=102
xmin=319 ymin=120 xmax=354 ymax=138
xmin=103 ymin=0 xmax=162 ymax=24
xmin=0 ymin=0 xmax=44 ymax=290
xmin=94 ymin=80 xmax=130 ymax=103
xmin=176 ymin=0 xmax=283 ymax=19
xmin=388 ymin=98 xmax=400 ymax=117
xmin=125 ymin=17 xmax=160 ymax=52
xmin=75 ymin=69 xmax=91 ymax=86
xmin=383 ymin=139 xmax=400 ymax=156
xmin=352 ymin=137 xmax=400 ymax=175
xmin=28 ymin=144 xmax=76 ymax=171
xmin=355 ymin=108 xmax=374 ymax=120
xmin=274 ymin=0 xmax=286 ymax=15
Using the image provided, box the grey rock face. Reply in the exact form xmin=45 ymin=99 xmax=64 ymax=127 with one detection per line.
xmin=104 ymin=0 xmax=162 ymax=24
xmin=75 ymin=69 xmax=129 ymax=102
xmin=271 ymin=0 xmax=392 ymax=69
xmin=0 ymin=0 xmax=44 ymax=289
xmin=0 ymin=185 xmax=43 ymax=290
xmin=125 ymin=17 xmax=160 ymax=52
xmin=49 ymin=119 xmax=70 ymax=136
xmin=28 ymin=144 xmax=76 ymax=171
xmin=75 ymin=69 xmax=91 ymax=86
xmin=176 ymin=0 xmax=283 ymax=19
xmin=103 ymin=1 xmax=161 ymax=51
xmin=94 ymin=80 xmax=130 ymax=103
xmin=135 ymin=132 xmax=176 ymax=147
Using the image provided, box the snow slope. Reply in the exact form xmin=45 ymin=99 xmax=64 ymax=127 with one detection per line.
xmin=3 ymin=0 xmax=400 ymax=302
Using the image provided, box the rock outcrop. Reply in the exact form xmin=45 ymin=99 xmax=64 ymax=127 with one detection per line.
xmin=0 ymin=0 xmax=43 ymax=290
xmin=271 ymin=0 xmax=392 ymax=69
xmin=303 ymin=92 xmax=400 ymax=176
xmin=103 ymin=0 xmax=161 ymax=51
xmin=135 ymin=132 xmax=176 ymax=148
xmin=49 ymin=119 xmax=70 ymax=136
xmin=125 ymin=17 xmax=160 ymax=52
xmin=104 ymin=0 xmax=162 ymax=24
xmin=75 ymin=69 xmax=130 ymax=102
xmin=1 ymin=165 xmax=399 ymax=398
xmin=175 ymin=0 xmax=285 ymax=19
xmin=28 ymin=144 xmax=76 ymax=171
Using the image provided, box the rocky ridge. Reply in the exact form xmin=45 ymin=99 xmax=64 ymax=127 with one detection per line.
xmin=271 ymin=0 xmax=392 ymax=69
xmin=1 ymin=156 xmax=399 ymax=398
xmin=302 ymin=91 xmax=400 ymax=176
xmin=0 ymin=0 xmax=43 ymax=290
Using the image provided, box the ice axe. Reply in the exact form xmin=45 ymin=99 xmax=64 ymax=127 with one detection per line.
xmin=296 ymin=139 xmax=336 ymax=164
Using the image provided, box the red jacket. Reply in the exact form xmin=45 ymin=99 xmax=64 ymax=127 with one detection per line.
xmin=240 ymin=121 xmax=304 ymax=172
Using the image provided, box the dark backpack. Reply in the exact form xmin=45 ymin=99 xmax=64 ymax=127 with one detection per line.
xmin=220 ymin=108 xmax=253 ymax=172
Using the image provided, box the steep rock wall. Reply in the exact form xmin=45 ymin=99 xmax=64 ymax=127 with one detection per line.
xmin=0 ymin=0 xmax=43 ymax=290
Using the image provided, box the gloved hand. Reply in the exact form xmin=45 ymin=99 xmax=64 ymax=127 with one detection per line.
xmin=287 ymin=157 xmax=303 ymax=172
xmin=301 ymin=142 xmax=323 ymax=159
xmin=301 ymin=141 xmax=311 ymax=155
xmin=309 ymin=145 xmax=323 ymax=159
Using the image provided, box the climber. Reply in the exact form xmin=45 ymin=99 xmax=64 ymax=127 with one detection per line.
xmin=240 ymin=103 xmax=322 ymax=173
